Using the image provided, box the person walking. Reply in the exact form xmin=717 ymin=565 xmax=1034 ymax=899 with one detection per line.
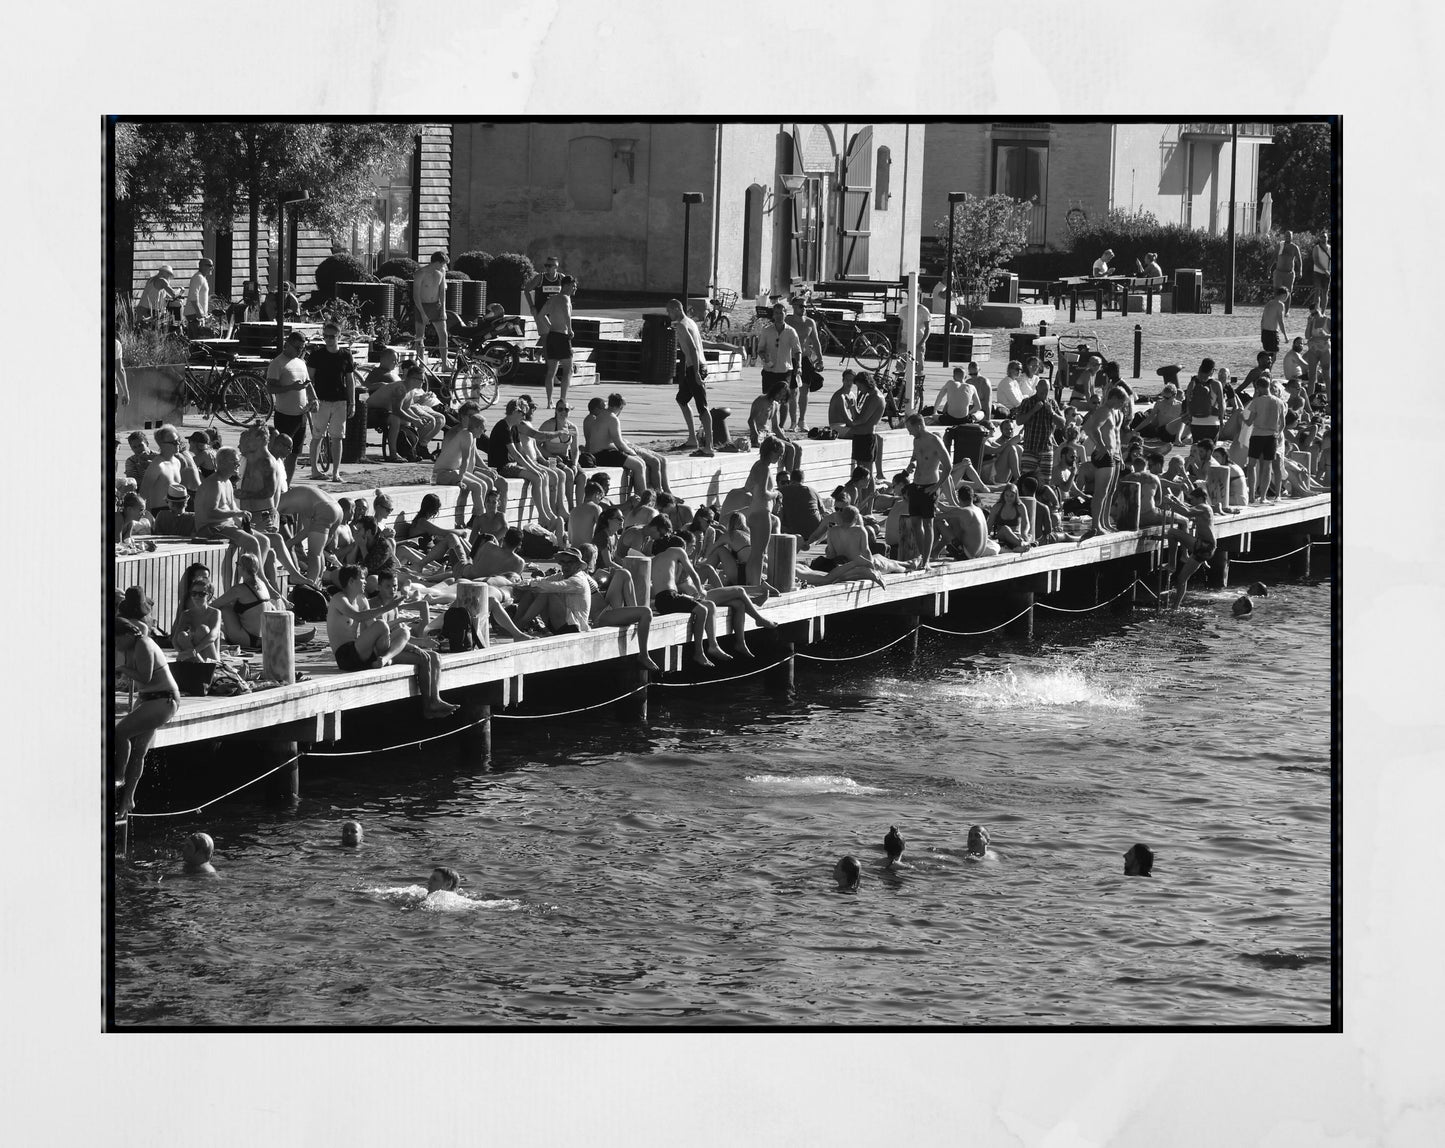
xmin=1272 ymin=231 xmax=1303 ymax=315
xmin=667 ymin=297 xmax=713 ymax=456
xmin=412 ymin=251 xmax=450 ymax=371
xmin=1310 ymin=232 xmax=1331 ymax=309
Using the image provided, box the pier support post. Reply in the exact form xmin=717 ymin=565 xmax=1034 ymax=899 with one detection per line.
xmin=765 ymin=623 xmax=799 ymax=693
xmin=620 ymin=655 xmax=650 ymax=722
xmin=261 ymin=609 xmax=295 ymax=684
xmin=114 ymin=815 xmax=128 ymax=856
xmin=456 ymin=688 xmax=492 ymax=765
xmin=264 ymin=739 xmax=300 ymax=805
xmin=766 ymin=534 xmax=797 ymax=594
xmin=454 ymin=580 xmax=492 ymax=646
xmin=1289 ymin=533 xmax=1312 ymax=580
xmin=1004 ymin=590 xmax=1035 ymax=641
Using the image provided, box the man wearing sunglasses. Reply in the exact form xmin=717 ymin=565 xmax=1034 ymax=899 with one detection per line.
xmin=138 ymin=424 xmax=201 ymax=514
xmin=525 ymin=255 xmax=565 ymax=323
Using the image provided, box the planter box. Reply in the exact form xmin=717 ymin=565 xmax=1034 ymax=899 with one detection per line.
xmin=117 ymin=365 xmax=187 ymax=430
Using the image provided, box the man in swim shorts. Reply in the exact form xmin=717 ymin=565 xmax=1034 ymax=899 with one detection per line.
xmin=668 ymin=297 xmax=713 ymax=455
xmin=904 ymin=413 xmax=950 ymax=570
xmin=278 ymin=483 xmax=346 ymax=582
xmin=413 ymin=251 xmax=450 ymax=371
xmin=1243 ymin=375 xmax=1288 ymax=503
xmin=650 ymin=533 xmax=729 ymax=667
xmin=845 ymin=372 xmax=886 ymax=481
xmin=432 ymin=401 xmax=494 ymax=529
xmin=536 ymin=274 xmax=577 ymax=409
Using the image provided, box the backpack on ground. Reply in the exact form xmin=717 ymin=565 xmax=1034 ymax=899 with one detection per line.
xmin=289 ymin=583 xmax=330 ymax=623
xmin=518 ymin=527 xmax=558 ymax=560
xmin=440 ymin=604 xmax=484 ymax=652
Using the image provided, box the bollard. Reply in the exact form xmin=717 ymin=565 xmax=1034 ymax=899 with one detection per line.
xmin=1069 ymin=290 xmax=1078 ymax=324
xmin=1132 ymin=324 xmax=1142 ymax=380
xmin=766 ymin=534 xmax=798 ymax=594
xmin=261 ymin=608 xmax=294 ymax=684
xmin=454 ymin=580 xmax=491 ymax=647
xmin=710 ymin=407 xmax=732 ymax=448
xmin=264 ymin=739 xmax=300 ymax=804
xmin=619 ymin=554 xmax=652 ymax=607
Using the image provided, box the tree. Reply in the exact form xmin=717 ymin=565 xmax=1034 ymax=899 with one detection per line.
xmin=115 ymin=121 xmax=418 ymax=288
xmin=1259 ymin=123 xmax=1332 ymax=233
xmin=934 ymin=195 xmax=1035 ymax=309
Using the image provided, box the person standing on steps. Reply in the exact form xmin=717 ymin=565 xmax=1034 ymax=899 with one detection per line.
xmin=756 ymin=302 xmax=802 ymax=430
xmin=668 ymin=297 xmax=713 ymax=457
xmin=525 ymin=254 xmax=565 ymax=324
xmin=786 ymin=296 xmax=824 ymax=433
xmin=537 ymin=274 xmax=577 ymax=410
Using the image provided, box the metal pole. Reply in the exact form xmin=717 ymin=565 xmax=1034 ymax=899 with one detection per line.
xmin=275 ymin=198 xmax=286 ymax=353
xmin=945 ymin=199 xmax=956 ymax=367
xmin=682 ymin=200 xmax=692 ymax=302
xmin=1133 ymin=323 xmax=1142 ymax=379
xmin=1226 ymin=123 xmax=1238 ymax=316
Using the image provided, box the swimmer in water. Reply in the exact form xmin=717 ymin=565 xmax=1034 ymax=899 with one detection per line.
xmin=834 ymin=855 xmax=861 ymax=891
xmin=883 ymin=826 xmax=904 ymax=867
xmin=181 ymin=832 xmax=218 ymax=875
xmin=341 ymin=820 xmax=363 ymax=847
xmin=427 ymin=867 xmax=461 ymax=893
xmin=966 ymin=825 xmax=991 ymax=858
xmin=1124 ymin=843 xmax=1154 ymax=876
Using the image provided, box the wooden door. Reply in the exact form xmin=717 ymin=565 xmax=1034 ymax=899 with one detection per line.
xmin=837 ymin=127 xmax=872 ymax=279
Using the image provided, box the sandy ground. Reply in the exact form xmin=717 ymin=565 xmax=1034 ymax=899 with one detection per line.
xmin=116 ymin=302 xmax=1293 ymax=494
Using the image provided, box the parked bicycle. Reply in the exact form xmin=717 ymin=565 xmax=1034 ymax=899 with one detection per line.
xmin=704 ymin=288 xmax=737 ymax=335
xmin=395 ymin=338 xmax=500 ymax=411
xmin=178 ymin=343 xmax=271 ymax=426
xmin=805 ymin=303 xmax=893 ymax=372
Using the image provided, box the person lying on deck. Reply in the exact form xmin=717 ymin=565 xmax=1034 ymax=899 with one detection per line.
xmin=326 ymin=564 xmax=457 ymax=719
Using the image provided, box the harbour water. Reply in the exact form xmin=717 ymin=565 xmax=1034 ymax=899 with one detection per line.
xmin=111 ymin=579 xmax=1333 ymax=1027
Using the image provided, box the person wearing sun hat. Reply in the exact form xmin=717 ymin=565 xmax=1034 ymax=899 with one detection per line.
xmin=515 ymin=547 xmax=593 ymax=635
xmin=135 ymin=264 xmax=181 ymax=323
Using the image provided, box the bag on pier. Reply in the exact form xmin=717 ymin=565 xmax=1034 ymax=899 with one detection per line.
xmin=440 ymin=604 xmax=484 ymax=652
xmin=289 ymin=583 xmax=330 ymax=623
xmin=518 ymin=527 xmax=558 ymax=560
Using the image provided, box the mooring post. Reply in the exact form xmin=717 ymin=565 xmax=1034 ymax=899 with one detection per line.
xmin=456 ymin=687 xmax=492 ymax=765
xmin=620 ymin=654 xmax=650 ymax=721
xmin=1132 ymin=323 xmax=1142 ymax=379
xmin=261 ymin=609 xmax=295 ymax=684
xmin=454 ymin=580 xmax=492 ymax=646
xmin=766 ymin=534 xmax=797 ymax=594
xmin=264 ymin=739 xmax=300 ymax=805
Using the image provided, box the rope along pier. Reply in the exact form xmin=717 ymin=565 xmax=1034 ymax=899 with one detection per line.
xmin=127 ymin=753 xmax=302 ymax=819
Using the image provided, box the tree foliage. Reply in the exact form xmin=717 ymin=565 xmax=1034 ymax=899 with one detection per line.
xmin=1259 ymin=123 xmax=1332 ymax=233
xmin=934 ymin=195 xmax=1034 ymax=309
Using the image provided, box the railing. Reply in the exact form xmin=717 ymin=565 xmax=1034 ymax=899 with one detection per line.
xmin=1180 ymin=122 xmax=1274 ymax=140
xmin=1215 ymin=200 xmax=1260 ymax=235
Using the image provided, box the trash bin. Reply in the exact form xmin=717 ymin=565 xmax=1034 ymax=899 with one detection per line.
xmin=988 ymin=272 xmax=1019 ymax=304
xmin=461 ymin=280 xmax=487 ymax=322
xmin=1009 ymin=331 xmax=1041 ymax=365
xmin=342 ymin=402 xmax=370 ymax=464
xmin=1173 ymin=269 xmax=1203 ymax=314
xmin=639 ymin=313 xmax=677 ymax=386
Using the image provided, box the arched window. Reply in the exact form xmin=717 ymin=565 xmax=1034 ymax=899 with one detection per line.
xmin=567 ymin=135 xmax=614 ymax=212
xmin=875 ymin=146 xmax=892 ymax=211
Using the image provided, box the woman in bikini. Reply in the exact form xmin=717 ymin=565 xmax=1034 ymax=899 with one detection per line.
xmin=395 ymin=493 xmax=471 ymax=571
xmin=705 ymin=511 xmax=751 ymax=586
xmin=744 ymin=437 xmax=784 ymax=587
xmin=114 ymin=616 xmax=180 ymax=817
xmin=211 ymin=551 xmax=282 ymax=649
xmin=591 ymin=505 xmax=625 ymax=576
xmin=171 ymin=563 xmax=223 ymax=662
xmin=987 ymin=483 xmax=1031 ymax=552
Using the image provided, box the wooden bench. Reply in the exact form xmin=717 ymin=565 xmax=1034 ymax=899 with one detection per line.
xmin=1120 ymin=275 xmax=1167 ymax=316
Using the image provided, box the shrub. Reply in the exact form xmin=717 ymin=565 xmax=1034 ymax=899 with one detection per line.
xmin=315 ymin=253 xmax=374 ymax=300
xmin=453 ymin=250 xmax=493 ymax=281
xmin=445 ymin=269 xmax=470 ymax=281
xmin=485 ymin=252 xmax=536 ymax=314
xmin=377 ymin=256 xmax=420 ymax=281
xmin=118 ymin=323 xmax=190 ymax=367
xmin=378 ymin=275 xmax=410 ymax=322
xmin=934 ymin=195 xmax=1034 ymax=308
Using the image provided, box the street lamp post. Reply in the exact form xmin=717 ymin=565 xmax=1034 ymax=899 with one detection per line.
xmin=682 ymin=192 xmax=704 ymax=314
xmin=945 ymin=191 xmax=968 ymax=367
xmin=276 ymin=192 xmax=310 ymax=352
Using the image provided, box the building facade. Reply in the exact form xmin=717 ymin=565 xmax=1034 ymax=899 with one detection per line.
xmin=920 ymin=122 xmax=1273 ymax=253
xmin=449 ymin=121 xmax=926 ymax=297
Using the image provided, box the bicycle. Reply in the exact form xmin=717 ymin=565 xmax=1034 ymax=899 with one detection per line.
xmin=395 ymin=338 xmax=500 ymax=411
xmin=178 ymin=343 xmax=271 ymax=426
xmin=805 ymin=303 xmax=892 ymax=372
xmin=704 ymin=287 xmax=737 ymax=335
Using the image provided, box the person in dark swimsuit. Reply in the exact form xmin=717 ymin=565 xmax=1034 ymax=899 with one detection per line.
xmin=210 ymin=552 xmax=280 ymax=648
xmin=1160 ymin=483 xmax=1216 ymax=609
xmin=114 ymin=617 xmax=180 ymax=817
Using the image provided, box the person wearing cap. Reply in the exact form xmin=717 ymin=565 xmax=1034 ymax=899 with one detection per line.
xmin=431 ymin=400 xmax=496 ymax=530
xmin=152 ymin=483 xmax=197 ymax=536
xmin=135 ymin=265 xmax=180 ymax=324
xmin=514 ymin=547 xmax=592 ymax=635
xmin=412 ymin=251 xmax=451 ymax=372
xmin=305 ymin=321 xmax=357 ymax=482
xmin=183 ymin=258 xmax=215 ymax=336
xmin=267 ymin=330 xmax=317 ymax=482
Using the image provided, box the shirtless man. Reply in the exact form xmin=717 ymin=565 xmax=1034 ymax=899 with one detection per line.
xmin=1260 ymin=287 xmax=1290 ymax=358
xmin=1080 ymin=387 xmax=1129 ymax=537
xmin=567 ymin=481 xmax=607 ymax=548
xmin=799 ymin=504 xmax=904 ymax=588
xmin=1272 ymin=230 xmax=1303 ymax=314
xmin=786 ymin=296 xmax=824 ymax=432
xmin=582 ymin=395 xmax=647 ymax=499
xmin=180 ymin=832 xmax=218 ymax=876
xmin=514 ymin=405 xmax=571 ymax=528
xmin=748 ymin=376 xmax=790 ymax=447
xmin=650 ymin=533 xmax=730 ymax=667
xmin=903 ymin=414 xmax=951 ymax=570
xmin=582 ymin=543 xmax=658 ymax=671
xmin=1115 ymin=454 xmax=1185 ymax=531
xmin=1160 ymin=484 xmax=1216 ymax=608
xmin=138 ymin=424 xmax=201 ymax=513
xmin=937 ymin=484 xmax=997 ymax=560
xmin=607 ymin=393 xmax=670 ymax=494
xmin=536 ymin=274 xmax=576 ymax=409
xmin=932 ymin=366 xmax=982 ymax=425
xmin=845 ymin=372 xmax=887 ymax=483
xmin=431 ymin=402 xmax=494 ymax=530
xmin=363 ymin=348 xmax=410 ymax=461
xmin=277 ymin=483 xmax=346 ymax=582
xmin=463 ymin=527 xmax=526 ymax=579
xmin=191 ymin=447 xmax=269 ymax=573
xmin=412 ymin=251 xmax=450 ymax=371
xmin=469 ymin=489 xmax=509 ymax=551
xmin=827 ymin=371 xmax=856 ymax=433
xmin=327 ymin=563 xmax=457 ymax=718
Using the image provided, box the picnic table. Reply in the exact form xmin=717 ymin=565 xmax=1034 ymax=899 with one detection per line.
xmin=1050 ymin=275 xmax=1167 ymax=320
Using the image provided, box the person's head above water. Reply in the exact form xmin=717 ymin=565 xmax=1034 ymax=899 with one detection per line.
xmin=966 ymin=825 xmax=991 ymax=856
xmin=341 ymin=820 xmax=363 ymax=847
xmin=181 ymin=832 xmax=216 ymax=873
xmin=428 ymin=866 xmax=461 ymax=893
xmin=1124 ymin=843 xmax=1154 ymax=876
xmin=834 ymin=855 xmax=861 ymax=891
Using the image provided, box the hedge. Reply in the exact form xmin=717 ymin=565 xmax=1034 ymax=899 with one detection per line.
xmin=377 ymin=257 xmax=420 ymax=281
xmin=453 ymin=250 xmax=493 ymax=281
xmin=314 ymin=253 xmax=374 ymax=300
xmin=484 ymin=252 xmax=536 ymax=314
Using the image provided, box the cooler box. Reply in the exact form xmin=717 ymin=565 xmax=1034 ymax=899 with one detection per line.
xmin=1173 ymin=269 xmax=1203 ymax=314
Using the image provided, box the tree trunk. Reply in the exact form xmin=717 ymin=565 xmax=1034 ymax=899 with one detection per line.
xmin=247 ymin=131 xmax=260 ymax=289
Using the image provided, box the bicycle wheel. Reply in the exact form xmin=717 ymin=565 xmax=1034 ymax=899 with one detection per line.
xmin=478 ymin=340 xmax=520 ymax=380
xmin=220 ymin=370 xmax=272 ymax=425
xmin=452 ymin=361 xmax=500 ymax=410
xmin=851 ymin=331 xmax=891 ymax=372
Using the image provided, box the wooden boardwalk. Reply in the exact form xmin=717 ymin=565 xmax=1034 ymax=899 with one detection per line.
xmin=132 ymin=493 xmax=1331 ymax=750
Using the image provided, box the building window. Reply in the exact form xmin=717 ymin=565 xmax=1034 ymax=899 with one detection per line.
xmin=993 ymin=140 xmax=1048 ymax=247
xmin=875 ymin=146 xmax=892 ymax=211
xmin=567 ymin=135 xmax=615 ymax=212
xmin=338 ymin=154 xmax=413 ymax=271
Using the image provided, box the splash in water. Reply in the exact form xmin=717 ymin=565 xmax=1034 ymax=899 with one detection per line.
xmin=745 ymin=774 xmax=888 ymax=795
xmin=948 ymin=663 xmax=1140 ymax=711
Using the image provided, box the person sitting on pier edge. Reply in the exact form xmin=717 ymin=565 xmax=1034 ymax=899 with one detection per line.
xmin=114 ymin=615 xmax=180 ymax=818
xmin=650 ymin=532 xmax=730 ymax=667
xmin=574 ymin=542 xmax=659 ymax=671
xmin=607 ymin=393 xmax=671 ymax=495
xmin=181 ymin=832 xmax=218 ymax=876
xmin=515 ymin=547 xmax=592 ymax=635
xmin=1159 ymin=483 xmax=1216 ymax=609
xmin=432 ymin=401 xmax=495 ymax=531
xmin=932 ymin=366 xmax=983 ymax=426
xmin=327 ymin=564 xmax=457 ymax=719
